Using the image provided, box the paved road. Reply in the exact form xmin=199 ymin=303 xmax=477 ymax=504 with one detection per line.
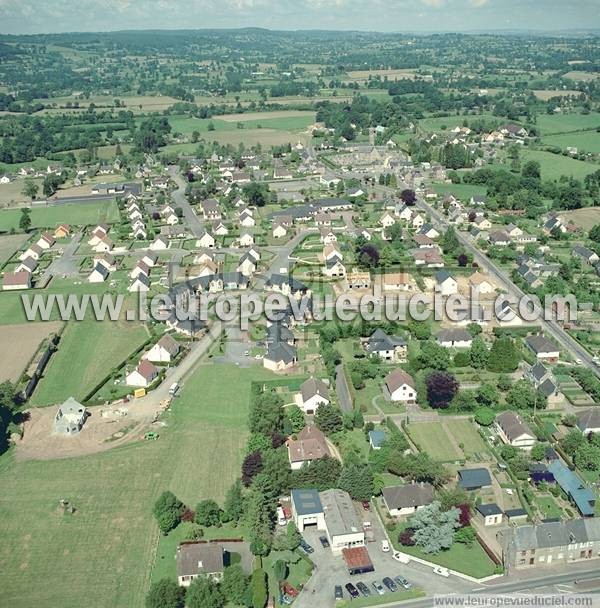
xmin=335 ymin=363 xmax=353 ymax=412
xmin=168 ymin=166 xmax=206 ymax=238
xmin=416 ymin=196 xmax=600 ymax=380
xmin=41 ymin=231 xmax=82 ymax=281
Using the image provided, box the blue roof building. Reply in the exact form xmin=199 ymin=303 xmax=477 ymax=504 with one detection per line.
xmin=368 ymin=430 xmax=386 ymax=450
xmin=547 ymin=460 xmax=595 ymax=517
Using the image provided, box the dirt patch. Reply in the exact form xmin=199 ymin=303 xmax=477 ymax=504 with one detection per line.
xmin=0 ymin=322 xmax=63 ymax=383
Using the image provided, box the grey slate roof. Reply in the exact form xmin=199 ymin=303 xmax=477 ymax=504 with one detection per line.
xmin=382 ymin=483 xmax=435 ymax=511
xmin=291 ymin=488 xmax=323 ymax=515
xmin=525 ymin=335 xmax=557 ymax=355
xmin=366 ymin=329 xmax=406 ymax=353
xmin=458 ymin=468 xmax=492 ymax=489
xmin=476 ymin=503 xmax=503 ymax=517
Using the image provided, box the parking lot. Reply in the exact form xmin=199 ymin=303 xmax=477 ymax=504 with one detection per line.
xmin=294 ymin=503 xmax=475 ymax=608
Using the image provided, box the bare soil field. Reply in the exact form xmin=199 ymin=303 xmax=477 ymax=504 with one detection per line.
xmin=218 ymin=109 xmax=316 ymax=122
xmin=15 ymin=401 xmax=158 ymax=461
xmin=346 ymin=68 xmax=419 ymax=80
xmin=563 ymin=71 xmax=600 ymax=82
xmin=0 ymin=321 xmax=63 ymax=383
xmin=559 ymin=207 xmax=600 ymax=229
xmin=533 ymin=89 xmax=581 ymax=100
xmin=0 ymin=233 xmax=28 ymax=264
xmin=206 ymin=128 xmax=310 ymax=146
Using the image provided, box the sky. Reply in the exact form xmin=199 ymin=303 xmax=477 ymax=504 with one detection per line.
xmin=0 ymin=0 xmax=599 ymax=35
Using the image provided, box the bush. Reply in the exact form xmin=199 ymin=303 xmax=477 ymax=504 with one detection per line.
xmin=399 ymin=528 xmax=416 ymax=546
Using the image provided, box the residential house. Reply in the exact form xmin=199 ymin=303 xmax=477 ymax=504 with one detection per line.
xmin=418 ymin=223 xmax=440 ymax=239
xmin=287 ymin=425 xmax=331 ymax=470
xmin=495 ymin=411 xmax=536 ymax=451
xmin=525 ymin=335 xmax=560 ymax=363
xmin=130 ymin=260 xmax=150 ymax=280
xmin=15 ymin=257 xmax=38 ymax=274
xmin=239 ymin=211 xmax=255 ymax=228
xmin=239 ymin=231 xmax=254 ymax=247
xmin=201 ymin=198 xmax=222 ymax=220
xmin=212 ymin=221 xmax=229 ymax=236
xmin=54 ymin=224 xmax=71 ymax=239
xmin=323 ymin=255 xmax=346 ymax=278
xmin=436 ymin=328 xmax=473 ymax=348
xmin=54 ymin=397 xmax=87 ymax=435
xmin=489 ymin=230 xmax=511 ymax=247
xmin=572 ymin=245 xmax=599 ymax=266
xmin=457 ymin=468 xmax=492 ymax=491
xmin=36 ymin=232 xmax=55 ymax=250
xmin=346 ymin=270 xmax=371 ymax=290
xmin=365 ymin=329 xmax=407 ymax=362
xmin=92 ymin=237 xmax=113 ymax=254
xmin=385 ymin=368 xmax=416 ymax=404
xmin=149 ymin=235 xmax=169 ymax=251
xmin=382 ymin=483 xmax=435 ymax=517
xmin=469 ymin=272 xmax=494 ymax=294
xmin=272 ymin=223 xmax=288 ymax=239
xmin=264 ymin=342 xmax=298 ymax=372
xmin=319 ymin=228 xmax=337 ymax=245
xmin=412 ymin=248 xmax=444 ymax=267
xmin=19 ymin=243 xmax=43 ymax=262
xmin=144 ymin=334 xmax=180 ymax=364
xmin=128 ymin=274 xmax=150 ymax=293
xmin=125 ymin=360 xmax=158 ymax=387
xmin=380 ymin=272 xmax=415 ymax=292
xmin=266 ymin=274 xmax=309 ymax=299
xmin=577 ymin=410 xmax=600 ymax=435
xmin=176 ymin=543 xmax=224 ymax=587
xmin=380 ymin=212 xmax=396 ymax=228
xmin=435 ymin=270 xmax=458 ymax=296
xmin=2 ymin=271 xmax=31 ymax=290
xmin=298 ymin=377 xmax=330 ymax=414
xmin=88 ymin=263 xmax=110 ymax=283
xmin=195 ymin=230 xmax=215 ymax=249
xmin=526 ymin=362 xmax=561 ymax=406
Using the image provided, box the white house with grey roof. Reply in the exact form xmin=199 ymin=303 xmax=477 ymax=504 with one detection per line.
xmin=54 ymin=397 xmax=88 ymax=435
xmin=364 ymin=329 xmax=407 ymax=362
xmin=577 ymin=409 xmax=600 ymax=435
xmin=436 ymin=328 xmax=473 ymax=348
xmin=382 ymin=483 xmax=434 ymax=517
xmin=525 ymin=335 xmax=560 ymax=363
xmin=495 ymin=411 xmax=536 ymax=451
xmin=297 ymin=377 xmax=330 ymax=414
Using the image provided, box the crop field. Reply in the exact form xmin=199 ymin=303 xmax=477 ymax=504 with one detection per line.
xmin=31 ymin=319 xmax=149 ymax=406
xmin=0 ymin=200 xmax=120 ymax=232
xmin=163 ymin=127 xmax=310 ymax=150
xmin=543 ymin=130 xmax=600 ymax=154
xmin=218 ymin=109 xmax=316 ymax=124
xmin=519 ymin=149 xmax=598 ymax=180
xmin=0 ymin=363 xmax=275 ymax=608
xmin=535 ymin=112 xmax=600 ymax=135
xmin=0 ymin=233 xmax=28 ymax=264
xmin=0 ymin=321 xmax=63 ymax=383
xmin=563 ymin=71 xmax=600 ymax=82
xmin=346 ymin=68 xmax=420 ymax=81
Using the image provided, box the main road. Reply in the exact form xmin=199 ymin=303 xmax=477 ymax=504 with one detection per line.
xmin=415 ymin=195 xmax=600 ymax=379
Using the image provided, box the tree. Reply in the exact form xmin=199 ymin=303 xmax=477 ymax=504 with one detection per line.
xmin=487 ymin=336 xmax=520 ymax=372
xmin=145 ymin=579 xmax=185 ymax=608
xmin=43 ymin=174 xmax=62 ymax=197
xmin=469 ymin=337 xmax=489 ymax=369
xmin=284 ymin=521 xmax=301 ymax=550
xmin=286 ymin=405 xmax=306 ymax=433
xmin=426 ymin=371 xmax=459 ymax=409
xmin=455 ymin=525 xmax=476 ymax=546
xmin=185 ymin=576 xmax=224 ymax=608
xmin=439 ymin=487 xmax=471 ymax=511
xmin=243 ymin=182 xmax=270 ymax=207
xmin=476 ymin=383 xmax=499 ymax=408
xmin=22 ymin=178 xmax=38 ymax=201
xmin=221 ymin=564 xmax=248 ymax=605
xmin=195 ymin=499 xmax=221 ymax=527
xmin=251 ymin=568 xmax=268 ymax=608
xmin=19 ymin=208 xmax=31 ymax=232
xmin=400 ymin=188 xmax=416 ymax=206
xmin=561 ymin=429 xmax=585 ymax=456
xmin=153 ymin=491 xmax=184 ymax=535
xmin=315 ymin=404 xmax=343 ymax=435
xmin=242 ymin=451 xmax=263 ymax=487
xmin=416 ymin=340 xmax=450 ymax=371
xmin=399 ymin=528 xmax=416 ymax=546
xmin=474 ymin=407 xmax=496 ymax=426
xmin=274 ymin=559 xmax=288 ymax=582
xmin=506 ymin=379 xmax=546 ymax=410
xmin=338 ymin=464 xmax=374 ymax=501
xmin=292 ymin=455 xmax=342 ymax=490
xmin=440 ymin=227 xmax=459 ymax=254
xmin=411 ymin=501 xmax=460 ymax=553
xmin=387 ymin=452 xmax=451 ymax=487
xmin=249 ymin=392 xmax=285 ymax=436
xmin=530 ymin=443 xmax=546 ymax=461
xmin=222 ymin=480 xmax=244 ymax=523
xmin=357 ymin=244 xmax=380 ymax=268
xmin=134 ymin=116 xmax=172 ymax=153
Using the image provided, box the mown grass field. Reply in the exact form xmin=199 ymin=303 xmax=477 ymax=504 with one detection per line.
xmin=444 ymin=419 xmax=488 ymax=457
xmin=543 ymin=130 xmax=600 ymax=154
xmin=0 ymin=363 xmax=275 ymax=608
xmin=0 ymin=200 xmax=120 ymax=232
xmin=432 ymin=182 xmax=487 ymax=200
xmin=535 ymin=112 xmax=600 ymax=135
xmin=407 ymin=422 xmax=462 ymax=462
xmin=31 ymin=319 xmax=149 ymax=406
xmin=558 ymin=207 xmax=600 ymax=229
xmin=519 ymin=149 xmax=598 ymax=180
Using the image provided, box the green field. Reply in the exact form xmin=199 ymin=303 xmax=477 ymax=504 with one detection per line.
xmin=407 ymin=422 xmax=462 ymax=462
xmin=535 ymin=495 xmax=563 ymax=519
xmin=536 ymin=112 xmax=600 ymax=135
xmin=418 ymin=113 xmax=499 ymax=133
xmin=542 ymin=130 xmax=600 ymax=154
xmin=0 ymin=363 xmax=275 ymax=608
xmin=31 ymin=319 xmax=149 ymax=406
xmin=0 ymin=200 xmax=120 ymax=232
xmin=432 ymin=182 xmax=487 ymax=200
xmin=444 ymin=420 xmax=488 ymax=457
xmin=519 ymin=149 xmax=598 ymax=180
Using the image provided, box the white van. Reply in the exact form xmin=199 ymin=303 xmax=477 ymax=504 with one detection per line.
xmin=168 ymin=382 xmax=180 ymax=396
xmin=277 ymin=506 xmax=286 ymax=526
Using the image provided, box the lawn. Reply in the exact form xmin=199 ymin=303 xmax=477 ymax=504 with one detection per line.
xmin=519 ymin=149 xmax=598 ymax=180
xmin=535 ymin=495 xmax=563 ymax=520
xmin=30 ymin=318 xmax=150 ymax=406
xmin=406 ymin=422 xmax=462 ymax=462
xmin=432 ymin=182 xmax=487 ymax=201
xmin=0 ymin=200 xmax=120 ymax=231
xmin=0 ymin=363 xmax=276 ymax=608
xmin=444 ymin=420 xmax=488 ymax=457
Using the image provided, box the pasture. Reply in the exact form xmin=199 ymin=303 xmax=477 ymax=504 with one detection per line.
xmin=0 ymin=321 xmax=63 ymax=383
xmin=0 ymin=233 xmax=28 ymax=264
xmin=0 ymin=363 xmax=275 ymax=608
xmin=543 ymin=130 xmax=600 ymax=154
xmin=0 ymin=200 xmax=120 ymax=232
xmin=0 ymin=178 xmax=45 ymax=206
xmin=346 ymin=68 xmax=419 ymax=81
xmin=31 ymin=319 xmax=149 ymax=406
xmin=433 ymin=182 xmax=487 ymax=200
xmin=535 ymin=112 xmax=600 ymax=135
xmin=519 ymin=149 xmax=598 ymax=180
xmin=558 ymin=207 xmax=600 ymax=230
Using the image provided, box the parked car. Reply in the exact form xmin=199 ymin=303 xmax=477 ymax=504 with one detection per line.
xmin=433 ymin=566 xmax=450 ymax=577
xmin=356 ymin=582 xmax=371 ymax=597
xmin=345 ymin=583 xmax=360 ymax=599
xmin=372 ymin=581 xmax=385 ymax=596
xmin=319 ymin=535 xmax=330 ymax=549
xmin=334 ymin=585 xmax=343 ymax=600
xmin=299 ymin=538 xmax=314 ymax=554
xmin=381 ymin=539 xmax=390 ymax=552
xmin=394 ymin=575 xmax=412 ymax=590
xmin=392 ymin=550 xmax=410 ymax=563
xmin=382 ymin=577 xmax=398 ymax=592
xmin=362 ymin=500 xmax=371 ymax=511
